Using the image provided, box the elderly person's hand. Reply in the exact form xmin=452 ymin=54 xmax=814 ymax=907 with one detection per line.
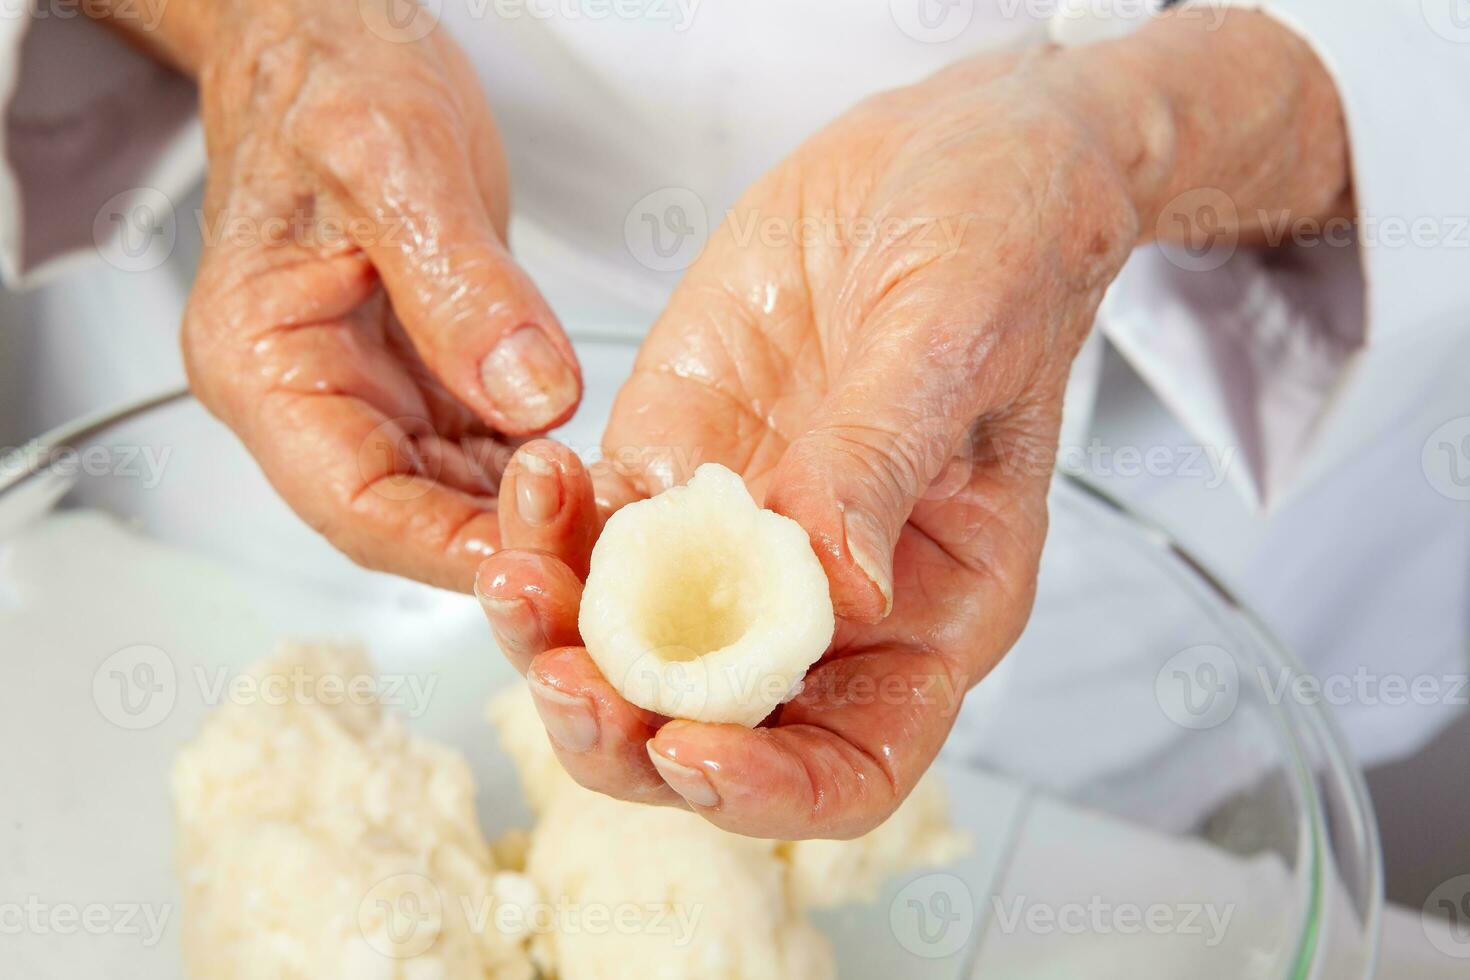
xmin=477 ymin=9 xmax=1349 ymax=839
xmin=99 ymin=0 xmax=582 ymax=591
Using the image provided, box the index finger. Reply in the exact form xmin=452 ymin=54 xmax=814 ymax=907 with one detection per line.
xmin=182 ymin=221 xmax=513 ymax=592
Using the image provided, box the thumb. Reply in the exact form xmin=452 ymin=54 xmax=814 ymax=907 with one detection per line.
xmin=766 ymin=326 xmax=1006 ymax=624
xmin=314 ymin=116 xmax=581 ymax=436
xmin=361 ymin=208 xmax=580 ymax=436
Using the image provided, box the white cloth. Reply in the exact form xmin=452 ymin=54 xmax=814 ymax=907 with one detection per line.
xmin=1 ymin=0 xmax=1467 ymax=768
xmin=0 ymin=8 xmax=202 ymax=286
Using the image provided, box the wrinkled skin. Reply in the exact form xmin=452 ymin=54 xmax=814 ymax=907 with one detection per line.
xmin=477 ymin=14 xmax=1349 ymax=839
xmin=478 ymin=56 xmax=1140 ymax=840
xmin=179 ymin=1 xmax=582 ymax=591
xmin=93 ymin=0 xmax=1347 ymax=838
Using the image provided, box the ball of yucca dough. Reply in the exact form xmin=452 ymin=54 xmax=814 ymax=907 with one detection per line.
xmin=578 ymin=464 xmax=835 ymax=726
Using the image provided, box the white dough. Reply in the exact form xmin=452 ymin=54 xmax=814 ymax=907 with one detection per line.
xmin=578 ymin=463 xmax=836 ymax=726
xmin=172 ymin=646 xmax=965 ymax=980
xmin=489 ymin=687 xmax=830 ymax=979
xmin=172 ymin=643 xmax=535 ymax=980
xmin=488 ymin=685 xmax=968 ymax=980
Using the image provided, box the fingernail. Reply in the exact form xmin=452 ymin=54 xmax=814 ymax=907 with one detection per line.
xmin=481 ymin=595 xmax=546 ymax=660
xmin=481 ymin=325 xmax=578 ymax=431
xmin=646 ymin=745 xmax=720 ymax=808
xmin=529 ymin=676 xmax=598 ymax=753
xmin=514 ymin=450 xmax=561 ymax=526
xmin=843 ymin=507 xmax=894 ymax=618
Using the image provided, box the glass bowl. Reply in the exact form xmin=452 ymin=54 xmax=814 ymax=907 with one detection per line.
xmin=0 ymin=337 xmax=1380 ymax=979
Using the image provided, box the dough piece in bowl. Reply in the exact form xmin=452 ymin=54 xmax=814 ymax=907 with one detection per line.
xmin=488 ymin=686 xmax=834 ymax=980
xmin=578 ymin=463 xmax=835 ymax=726
xmin=171 ymin=651 xmax=965 ymax=980
xmin=172 ymin=643 xmax=534 ymax=980
xmin=488 ymin=685 xmax=970 ymax=980
xmin=524 ymin=789 xmax=835 ymax=980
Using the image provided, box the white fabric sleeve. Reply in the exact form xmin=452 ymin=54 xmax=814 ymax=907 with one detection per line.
xmin=0 ymin=5 xmax=204 ymax=288
xmin=1050 ymin=0 xmax=1470 ymax=508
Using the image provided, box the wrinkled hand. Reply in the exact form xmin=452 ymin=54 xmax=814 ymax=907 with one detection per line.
xmin=476 ymin=8 xmax=1349 ymax=839
xmin=180 ymin=0 xmax=580 ymax=591
xmin=478 ymin=55 xmax=1134 ymax=839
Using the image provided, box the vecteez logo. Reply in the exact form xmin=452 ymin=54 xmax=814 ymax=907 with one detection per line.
xmin=889 ymin=872 xmax=975 ymax=958
xmin=890 ymin=0 xmax=975 ymax=43
xmin=93 ymin=188 xmax=177 ymax=273
xmin=93 ymin=645 xmax=178 ymax=730
xmin=1154 ymin=645 xmax=1240 ymax=730
xmin=624 ymin=188 xmax=709 ymax=273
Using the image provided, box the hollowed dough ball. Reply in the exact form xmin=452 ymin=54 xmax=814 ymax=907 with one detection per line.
xmin=579 ymin=463 xmax=835 ymax=726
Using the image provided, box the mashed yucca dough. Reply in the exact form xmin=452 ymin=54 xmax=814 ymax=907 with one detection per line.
xmin=174 ymin=645 xmax=966 ymax=979
xmin=172 ymin=643 xmax=534 ymax=979
xmin=487 ymin=686 xmax=968 ymax=979
xmin=488 ymin=687 xmax=834 ymax=980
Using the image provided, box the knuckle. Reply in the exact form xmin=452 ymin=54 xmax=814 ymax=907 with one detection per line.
xmin=287 ymin=76 xmax=468 ymax=203
xmin=809 ymin=423 xmax=933 ymax=511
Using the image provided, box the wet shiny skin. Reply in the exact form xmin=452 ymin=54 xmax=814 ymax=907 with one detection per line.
xmin=105 ymin=0 xmax=1349 ymax=839
xmin=474 ymin=14 xmax=1349 ymax=839
xmin=475 ymin=70 xmax=1136 ymax=836
xmin=178 ymin=1 xmax=583 ymax=592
